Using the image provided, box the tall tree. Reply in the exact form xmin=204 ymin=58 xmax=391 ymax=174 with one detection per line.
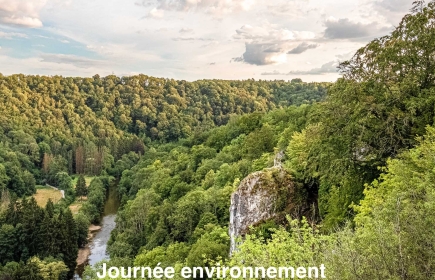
xmin=75 ymin=174 xmax=87 ymax=200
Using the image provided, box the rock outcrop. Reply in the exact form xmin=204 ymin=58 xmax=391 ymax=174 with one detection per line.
xmin=229 ymin=166 xmax=295 ymax=255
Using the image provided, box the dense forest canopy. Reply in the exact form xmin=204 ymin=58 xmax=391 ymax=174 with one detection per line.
xmin=0 ymin=74 xmax=327 ymax=278
xmin=0 ymin=76 xmax=327 ymax=197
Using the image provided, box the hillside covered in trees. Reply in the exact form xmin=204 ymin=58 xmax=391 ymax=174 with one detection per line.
xmin=0 ymin=75 xmax=326 ymax=196
xmin=0 ymin=74 xmax=327 ymax=278
xmin=1 ymin=1 xmax=435 ymax=280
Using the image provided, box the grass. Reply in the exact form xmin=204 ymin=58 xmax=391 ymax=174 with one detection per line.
xmin=32 ymin=175 xmax=94 ymax=214
xmin=69 ymin=201 xmax=82 ymax=214
xmin=33 ymin=188 xmax=63 ymax=207
xmin=69 ymin=196 xmax=88 ymax=214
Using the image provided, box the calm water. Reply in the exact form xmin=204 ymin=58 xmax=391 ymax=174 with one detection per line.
xmin=75 ymin=183 xmax=120 ymax=278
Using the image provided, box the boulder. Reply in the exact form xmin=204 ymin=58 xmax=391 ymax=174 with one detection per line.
xmin=229 ymin=166 xmax=296 ymax=254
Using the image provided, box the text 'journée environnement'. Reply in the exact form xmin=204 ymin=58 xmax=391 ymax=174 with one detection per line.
xmin=97 ymin=263 xmax=327 ymax=279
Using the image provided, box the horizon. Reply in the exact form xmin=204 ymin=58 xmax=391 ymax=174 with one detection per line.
xmin=0 ymin=0 xmax=412 ymax=82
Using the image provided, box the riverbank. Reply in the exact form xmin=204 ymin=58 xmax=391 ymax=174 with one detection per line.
xmin=76 ymin=224 xmax=103 ymax=267
xmin=74 ymin=182 xmax=120 ymax=278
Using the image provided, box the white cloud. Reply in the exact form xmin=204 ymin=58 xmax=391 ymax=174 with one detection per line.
xmin=148 ymin=7 xmax=164 ymax=18
xmin=234 ymin=24 xmax=315 ymax=41
xmin=0 ymin=54 xmax=111 ymax=77
xmin=138 ymin=0 xmax=256 ymax=17
xmin=1 ymin=16 xmax=43 ymax=27
xmin=172 ymin=37 xmax=212 ymax=41
xmin=238 ymin=43 xmax=288 ymax=65
xmin=260 ymin=70 xmax=285 ymax=76
xmin=372 ymin=0 xmax=412 ymax=24
xmin=0 ymin=0 xmax=47 ymax=27
xmin=289 ymin=60 xmax=340 ymax=75
xmin=265 ymin=0 xmax=316 ymax=19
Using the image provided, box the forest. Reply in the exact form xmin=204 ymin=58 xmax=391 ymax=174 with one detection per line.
xmin=0 ymin=59 xmax=327 ymax=278
xmin=1 ymin=1 xmax=435 ymax=280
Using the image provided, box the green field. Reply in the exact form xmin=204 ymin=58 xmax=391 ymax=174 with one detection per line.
xmin=33 ymin=188 xmax=63 ymax=207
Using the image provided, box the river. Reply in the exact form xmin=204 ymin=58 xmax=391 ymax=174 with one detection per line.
xmin=75 ymin=183 xmax=120 ymax=279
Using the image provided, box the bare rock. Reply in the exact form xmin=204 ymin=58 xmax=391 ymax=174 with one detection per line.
xmin=76 ymin=247 xmax=90 ymax=266
xmin=89 ymin=225 xmax=102 ymax=232
xmin=229 ymin=166 xmax=295 ymax=255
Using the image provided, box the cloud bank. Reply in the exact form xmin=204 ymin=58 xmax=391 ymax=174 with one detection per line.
xmin=0 ymin=0 xmax=46 ymax=27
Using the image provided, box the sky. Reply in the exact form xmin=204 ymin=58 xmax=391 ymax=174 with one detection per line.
xmin=0 ymin=0 xmax=413 ymax=82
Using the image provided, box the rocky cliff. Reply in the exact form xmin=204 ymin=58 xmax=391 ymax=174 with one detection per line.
xmin=229 ymin=166 xmax=299 ymax=254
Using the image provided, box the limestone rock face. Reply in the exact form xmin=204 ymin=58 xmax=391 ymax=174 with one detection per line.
xmin=229 ymin=166 xmax=294 ymax=254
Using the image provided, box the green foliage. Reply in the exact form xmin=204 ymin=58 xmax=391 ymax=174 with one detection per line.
xmin=319 ymin=125 xmax=435 ymax=279
xmin=0 ymin=224 xmax=16 ymax=264
xmin=0 ymin=74 xmax=326 ymax=195
xmin=30 ymin=257 xmax=69 ymax=280
xmin=75 ymin=174 xmax=87 ymax=198
xmin=227 ymin=217 xmax=331 ymax=271
xmin=135 ymin=242 xmax=190 ymax=267
xmin=0 ymin=197 xmax=81 ymax=278
xmin=79 ymin=177 xmax=109 ymax=223
xmin=75 ymin=212 xmax=91 ymax=248
xmin=186 ymin=225 xmax=229 ymax=268
xmin=235 ymin=125 xmax=435 ymax=280
xmin=104 ymin=104 xmax=314 ymax=279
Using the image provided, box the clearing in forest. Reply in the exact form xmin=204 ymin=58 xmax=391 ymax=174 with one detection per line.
xmin=33 ymin=186 xmax=63 ymax=207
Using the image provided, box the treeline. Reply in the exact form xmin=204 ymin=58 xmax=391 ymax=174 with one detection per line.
xmin=0 ymin=75 xmax=327 ymax=197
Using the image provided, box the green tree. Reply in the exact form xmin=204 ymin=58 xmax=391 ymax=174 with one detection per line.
xmin=0 ymin=224 xmax=17 ymax=265
xmin=323 ymin=126 xmax=435 ymax=279
xmin=75 ymin=213 xmax=90 ymax=248
xmin=58 ymin=209 xmax=78 ymax=278
xmin=226 ymin=217 xmax=330 ymax=278
xmin=0 ymin=164 xmax=9 ymax=190
xmin=30 ymin=257 xmax=68 ymax=280
xmin=75 ymin=174 xmax=87 ymax=200
xmin=55 ymin=172 xmax=72 ymax=191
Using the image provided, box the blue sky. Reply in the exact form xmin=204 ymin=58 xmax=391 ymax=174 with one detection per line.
xmin=0 ymin=0 xmax=412 ymax=81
